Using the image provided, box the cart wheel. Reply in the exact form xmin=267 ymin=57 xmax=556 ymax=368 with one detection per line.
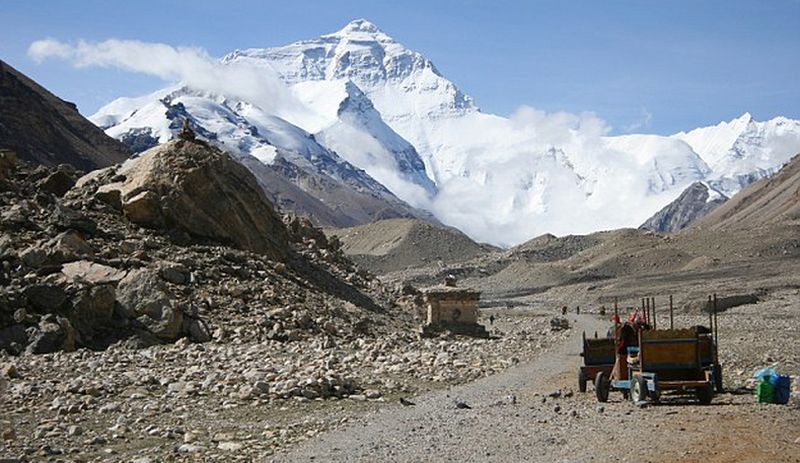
xmin=713 ymin=365 xmax=724 ymax=393
xmin=696 ymin=385 xmax=713 ymax=405
xmin=595 ymin=371 xmax=609 ymax=403
xmin=578 ymin=370 xmax=587 ymax=393
xmin=632 ymin=375 xmax=648 ymax=402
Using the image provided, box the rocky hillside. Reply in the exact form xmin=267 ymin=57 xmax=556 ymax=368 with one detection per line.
xmin=0 ymin=60 xmax=130 ymax=170
xmin=326 ymin=218 xmax=496 ymax=274
xmin=640 ymin=182 xmax=728 ymax=233
xmin=691 ymin=153 xmax=800 ymax=231
xmin=0 ymin=136 xmax=411 ymax=356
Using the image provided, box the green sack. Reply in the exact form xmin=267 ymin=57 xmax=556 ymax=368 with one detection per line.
xmin=756 ymin=378 xmax=775 ymax=403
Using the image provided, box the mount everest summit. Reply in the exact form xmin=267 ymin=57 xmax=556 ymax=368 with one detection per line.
xmin=91 ymin=19 xmax=800 ymax=246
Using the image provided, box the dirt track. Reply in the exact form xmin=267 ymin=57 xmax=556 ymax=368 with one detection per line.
xmin=272 ymin=313 xmax=800 ymax=463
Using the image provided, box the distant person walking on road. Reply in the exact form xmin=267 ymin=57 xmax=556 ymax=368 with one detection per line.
xmin=576 ymin=306 xmax=580 ymax=315
xmin=489 ymin=314 xmax=495 ymax=326
xmin=561 ymin=306 xmax=567 ymax=316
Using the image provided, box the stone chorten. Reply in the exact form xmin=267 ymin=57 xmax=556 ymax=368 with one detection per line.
xmin=420 ymin=276 xmax=489 ymax=338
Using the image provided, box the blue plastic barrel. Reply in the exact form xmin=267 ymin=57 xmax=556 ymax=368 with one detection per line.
xmin=774 ymin=375 xmax=791 ymax=405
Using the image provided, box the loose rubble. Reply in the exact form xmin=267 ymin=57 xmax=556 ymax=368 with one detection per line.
xmin=0 ymin=312 xmax=565 ymax=461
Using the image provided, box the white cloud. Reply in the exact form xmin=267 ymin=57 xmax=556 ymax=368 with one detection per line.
xmin=27 ymin=38 xmax=303 ymax=121
xmin=417 ymin=107 xmax=704 ymax=246
xmin=624 ymin=107 xmax=654 ymax=133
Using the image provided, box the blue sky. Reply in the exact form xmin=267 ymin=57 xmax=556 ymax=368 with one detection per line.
xmin=2 ymin=0 xmax=798 ymax=134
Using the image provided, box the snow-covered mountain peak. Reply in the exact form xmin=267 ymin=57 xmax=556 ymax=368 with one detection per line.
xmin=222 ymin=19 xmax=476 ymax=131
xmin=325 ymin=18 xmax=392 ymax=41
xmin=673 ymin=113 xmax=800 ymax=196
xmin=735 ymin=111 xmax=753 ymax=124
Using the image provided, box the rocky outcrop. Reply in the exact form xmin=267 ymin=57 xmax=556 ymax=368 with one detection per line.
xmin=1 ymin=147 xmax=407 ymax=355
xmin=640 ymin=182 xmax=728 ymax=233
xmin=0 ymin=59 xmax=130 ymax=171
xmin=76 ymin=138 xmax=290 ymax=259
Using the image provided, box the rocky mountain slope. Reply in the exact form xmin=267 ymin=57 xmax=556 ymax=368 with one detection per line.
xmin=0 ymin=60 xmax=130 ymax=171
xmin=691 ymin=153 xmax=800 ymax=231
xmin=89 ymin=19 xmax=800 ymax=245
xmin=0 ymin=135 xmax=411 ymax=355
xmin=639 ymin=182 xmax=728 ymax=233
xmin=326 ymin=218 xmax=497 ymax=274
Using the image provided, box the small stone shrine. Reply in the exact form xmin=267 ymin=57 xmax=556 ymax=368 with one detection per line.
xmin=420 ymin=275 xmax=489 ymax=338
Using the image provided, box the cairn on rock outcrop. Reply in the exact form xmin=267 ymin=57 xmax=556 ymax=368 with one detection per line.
xmin=178 ymin=118 xmax=196 ymax=142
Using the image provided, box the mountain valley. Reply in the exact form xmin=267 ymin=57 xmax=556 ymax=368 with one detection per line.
xmin=1 ymin=14 xmax=799 ymax=463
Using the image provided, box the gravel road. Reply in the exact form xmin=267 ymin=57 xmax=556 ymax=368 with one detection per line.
xmin=272 ymin=311 xmax=800 ymax=463
xmin=271 ymin=314 xmax=609 ymax=462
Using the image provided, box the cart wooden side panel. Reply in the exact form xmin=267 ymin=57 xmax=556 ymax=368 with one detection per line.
xmin=582 ymin=337 xmax=616 ymax=366
xmin=639 ymin=329 xmax=705 ymax=382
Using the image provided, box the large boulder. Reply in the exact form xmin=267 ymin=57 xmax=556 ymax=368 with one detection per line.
xmin=38 ymin=166 xmax=76 ymax=197
xmin=70 ymin=284 xmax=116 ymax=339
xmin=74 ymin=139 xmax=289 ymax=259
xmin=19 ymin=231 xmax=94 ymax=269
xmin=116 ymin=269 xmax=184 ymax=341
xmin=26 ymin=315 xmax=76 ymax=354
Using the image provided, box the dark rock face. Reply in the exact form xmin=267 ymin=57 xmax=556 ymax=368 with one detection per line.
xmin=118 ymin=127 xmax=160 ymax=153
xmin=640 ymin=182 xmax=728 ymax=233
xmin=38 ymin=167 xmax=77 ymax=197
xmin=0 ymin=59 xmax=130 ymax=170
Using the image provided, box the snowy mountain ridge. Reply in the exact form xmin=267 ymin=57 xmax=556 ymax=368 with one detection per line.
xmin=90 ymin=84 xmax=433 ymax=227
xmin=673 ymin=112 xmax=800 ymax=196
xmin=92 ymin=19 xmax=800 ymax=246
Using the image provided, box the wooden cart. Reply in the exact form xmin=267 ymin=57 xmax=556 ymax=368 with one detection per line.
xmin=595 ymin=328 xmax=715 ymax=404
xmin=578 ymin=332 xmax=616 ymax=393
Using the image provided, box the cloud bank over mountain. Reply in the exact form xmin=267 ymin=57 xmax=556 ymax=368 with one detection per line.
xmin=29 ymin=38 xmax=301 ymax=123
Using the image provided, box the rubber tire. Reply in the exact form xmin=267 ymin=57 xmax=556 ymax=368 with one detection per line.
xmin=595 ymin=371 xmax=609 ymax=403
xmin=632 ymin=375 xmax=648 ymax=402
xmin=713 ymin=365 xmax=724 ymax=393
xmin=697 ymin=385 xmax=713 ymax=405
xmin=578 ymin=370 xmax=588 ymax=393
